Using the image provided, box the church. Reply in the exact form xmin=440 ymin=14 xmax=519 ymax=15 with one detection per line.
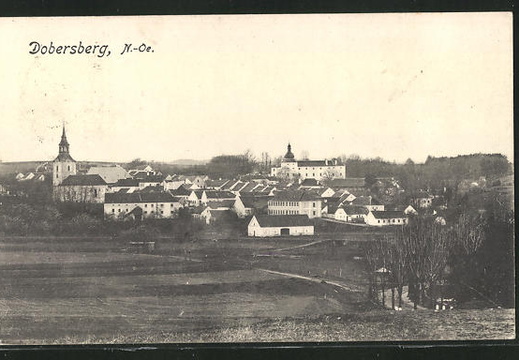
xmin=270 ymin=143 xmax=346 ymax=182
xmin=52 ymin=126 xmax=108 ymax=203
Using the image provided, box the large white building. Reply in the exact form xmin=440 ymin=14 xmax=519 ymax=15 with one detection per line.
xmin=248 ymin=215 xmax=314 ymax=237
xmin=270 ymin=144 xmax=346 ymax=181
xmin=268 ymin=190 xmax=322 ymax=218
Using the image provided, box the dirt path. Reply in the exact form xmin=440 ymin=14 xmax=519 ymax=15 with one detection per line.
xmin=268 ymin=239 xmax=329 ymax=252
xmin=258 ymin=268 xmax=363 ymax=293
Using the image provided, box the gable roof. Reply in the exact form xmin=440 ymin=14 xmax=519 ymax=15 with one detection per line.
xmin=169 ymin=185 xmax=192 ymax=196
xmin=300 ymin=178 xmax=319 ymax=187
xmin=252 ymin=215 xmax=312 ymax=228
xmin=205 ymin=190 xmax=236 ymax=199
xmin=207 ymin=199 xmax=235 ymax=209
xmin=272 ymin=189 xmax=321 ymax=202
xmin=329 ymin=178 xmax=365 ymax=189
xmin=370 ymin=210 xmax=406 ymax=219
xmin=338 ymin=206 xmax=369 ymax=215
xmin=60 ymin=174 xmax=107 ymax=186
xmin=296 ymin=160 xmax=327 ymax=167
xmin=105 ymin=191 xmax=180 ymax=204
xmin=113 ymin=178 xmax=140 ymax=187
xmin=351 ymin=196 xmax=372 ymax=206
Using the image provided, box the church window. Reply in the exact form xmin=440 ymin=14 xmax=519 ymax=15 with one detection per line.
xmin=68 ymin=165 xmax=70 ymax=171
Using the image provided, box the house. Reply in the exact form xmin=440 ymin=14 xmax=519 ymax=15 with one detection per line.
xmin=163 ymin=180 xmax=186 ymax=191
xmin=248 ymin=215 xmax=314 ymax=237
xmin=54 ymin=174 xmax=108 ymax=203
xmin=109 ymin=178 xmax=140 ymax=193
xmin=205 ymin=179 xmax=231 ymax=190
xmin=270 ymin=143 xmax=346 ymax=181
xmin=348 ymin=196 xmax=385 ymax=212
xmin=136 ymin=175 xmax=166 ymax=189
xmin=334 ymin=206 xmax=369 ymax=223
xmin=365 ymin=211 xmax=408 ymax=227
xmin=268 ymin=190 xmax=322 ymax=218
xmin=404 ymin=205 xmax=418 ymax=215
xmin=412 ymin=191 xmax=434 ymax=209
xmin=319 ymin=187 xmax=336 ymax=198
xmin=328 ymin=178 xmax=366 ymax=192
xmin=87 ymin=165 xmax=130 ymax=184
xmin=128 ymin=165 xmax=157 ymax=177
xmin=232 ymin=195 xmax=270 ymax=218
xmin=104 ymin=191 xmax=183 ymax=220
xmin=299 ymin=178 xmax=320 ymax=189
xmin=199 ymin=200 xmax=235 ymax=224
xmin=202 ymin=190 xmax=236 ymax=204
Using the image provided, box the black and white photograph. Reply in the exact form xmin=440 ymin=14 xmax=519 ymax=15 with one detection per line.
xmin=0 ymin=13 xmax=514 ymax=344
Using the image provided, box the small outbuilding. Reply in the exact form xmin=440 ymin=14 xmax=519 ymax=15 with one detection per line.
xmin=248 ymin=214 xmax=314 ymax=237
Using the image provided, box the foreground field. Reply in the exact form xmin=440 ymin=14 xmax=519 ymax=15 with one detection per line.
xmin=0 ymin=236 xmax=514 ymax=344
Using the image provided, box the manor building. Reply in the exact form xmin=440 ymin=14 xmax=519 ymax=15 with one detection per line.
xmin=270 ymin=144 xmax=346 ymax=181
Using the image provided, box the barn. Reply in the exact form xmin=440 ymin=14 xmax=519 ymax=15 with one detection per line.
xmin=248 ymin=215 xmax=314 ymax=237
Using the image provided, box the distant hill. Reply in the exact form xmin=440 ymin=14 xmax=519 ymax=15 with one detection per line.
xmin=0 ymin=161 xmax=48 ymax=175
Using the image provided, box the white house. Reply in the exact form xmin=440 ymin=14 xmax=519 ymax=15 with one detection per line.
xmin=365 ymin=211 xmax=408 ymax=227
xmin=334 ymin=206 xmax=369 ymax=223
xmin=268 ymin=190 xmax=322 ymax=218
xmin=248 ymin=215 xmax=314 ymax=237
xmin=104 ymin=191 xmax=183 ymax=220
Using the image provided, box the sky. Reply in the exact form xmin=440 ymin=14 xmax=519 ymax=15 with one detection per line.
xmin=0 ymin=13 xmax=513 ymax=164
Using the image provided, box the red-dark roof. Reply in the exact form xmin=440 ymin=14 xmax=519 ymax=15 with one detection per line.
xmin=113 ymin=178 xmax=139 ymax=187
xmin=370 ymin=211 xmax=406 ymax=219
xmin=339 ymin=206 xmax=369 ymax=215
xmin=60 ymin=174 xmax=106 ymax=186
xmin=205 ymin=190 xmax=236 ymax=199
xmin=105 ymin=191 xmax=179 ymax=204
xmin=329 ymin=178 xmax=365 ymax=188
xmin=271 ymin=190 xmax=320 ymax=201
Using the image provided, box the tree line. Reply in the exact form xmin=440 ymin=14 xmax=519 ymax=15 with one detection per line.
xmin=364 ymin=208 xmax=514 ymax=309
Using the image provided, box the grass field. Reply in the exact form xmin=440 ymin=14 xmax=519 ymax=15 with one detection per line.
xmin=0 ymin=236 xmax=514 ymax=344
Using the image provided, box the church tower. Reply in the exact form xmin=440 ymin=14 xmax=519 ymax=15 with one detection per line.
xmin=52 ymin=125 xmax=77 ymax=186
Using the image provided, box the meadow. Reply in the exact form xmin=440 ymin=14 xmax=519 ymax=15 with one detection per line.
xmin=0 ymin=235 xmax=514 ymax=344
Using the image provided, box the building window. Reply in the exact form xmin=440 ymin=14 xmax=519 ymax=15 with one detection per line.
xmin=112 ymin=209 xmax=115 ymax=213
xmin=68 ymin=165 xmax=70 ymax=171
xmin=56 ymin=166 xmax=59 ymax=172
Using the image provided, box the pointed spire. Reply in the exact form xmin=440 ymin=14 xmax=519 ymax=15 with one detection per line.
xmin=59 ymin=123 xmax=70 ymax=154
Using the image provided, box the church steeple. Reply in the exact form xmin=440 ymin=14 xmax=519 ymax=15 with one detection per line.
xmin=59 ymin=125 xmax=70 ymax=154
xmin=53 ymin=124 xmax=77 ymax=186
xmin=283 ymin=142 xmax=295 ymax=162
